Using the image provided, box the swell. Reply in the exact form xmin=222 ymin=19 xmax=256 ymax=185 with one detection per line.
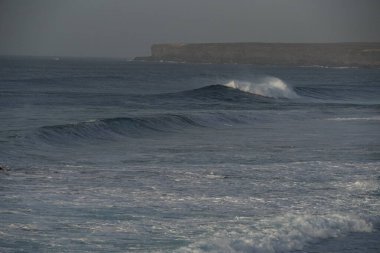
xmin=160 ymin=77 xmax=298 ymax=102
xmin=157 ymin=84 xmax=276 ymax=104
xmin=36 ymin=114 xmax=203 ymax=144
xmin=157 ymin=77 xmax=379 ymax=105
xmin=33 ymin=112 xmax=258 ymax=145
xmin=294 ymin=86 xmax=380 ymax=104
xmin=154 ymin=77 xmax=380 ymax=106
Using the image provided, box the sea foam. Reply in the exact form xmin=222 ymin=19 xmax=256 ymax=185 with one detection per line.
xmin=327 ymin=116 xmax=380 ymax=121
xmin=177 ymin=213 xmax=372 ymax=253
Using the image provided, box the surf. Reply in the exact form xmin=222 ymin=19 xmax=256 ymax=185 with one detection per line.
xmin=177 ymin=213 xmax=373 ymax=253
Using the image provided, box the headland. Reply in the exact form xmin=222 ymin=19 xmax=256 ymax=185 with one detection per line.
xmin=135 ymin=42 xmax=380 ymax=67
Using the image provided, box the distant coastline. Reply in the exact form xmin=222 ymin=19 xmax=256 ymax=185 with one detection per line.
xmin=135 ymin=42 xmax=380 ymax=68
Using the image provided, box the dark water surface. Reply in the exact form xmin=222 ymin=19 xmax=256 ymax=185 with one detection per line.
xmin=1 ymin=57 xmax=380 ymax=252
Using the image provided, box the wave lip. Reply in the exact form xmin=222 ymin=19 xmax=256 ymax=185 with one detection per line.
xmin=177 ymin=213 xmax=373 ymax=253
xmin=224 ymin=77 xmax=299 ymax=99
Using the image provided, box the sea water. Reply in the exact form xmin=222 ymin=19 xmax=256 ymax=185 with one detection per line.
xmin=0 ymin=57 xmax=379 ymax=252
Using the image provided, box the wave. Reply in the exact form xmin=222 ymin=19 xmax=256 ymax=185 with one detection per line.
xmin=300 ymin=65 xmax=359 ymax=69
xmin=223 ymin=78 xmax=299 ymax=99
xmin=174 ymin=77 xmax=378 ymax=104
xmin=162 ymin=84 xmax=275 ymax=104
xmin=153 ymin=77 xmax=298 ymax=108
xmin=327 ymin=116 xmax=380 ymax=121
xmin=157 ymin=76 xmax=378 ymax=105
xmin=294 ymin=86 xmax=356 ymax=101
xmin=34 ymin=112 xmax=260 ymax=144
xmin=220 ymin=77 xmax=378 ymax=104
xmin=36 ymin=114 xmax=203 ymax=144
xmin=294 ymin=86 xmax=380 ymax=104
xmin=177 ymin=213 xmax=373 ymax=253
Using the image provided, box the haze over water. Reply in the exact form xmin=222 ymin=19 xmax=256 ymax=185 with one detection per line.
xmin=1 ymin=0 xmax=380 ymax=57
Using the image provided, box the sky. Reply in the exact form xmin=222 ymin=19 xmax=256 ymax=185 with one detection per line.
xmin=0 ymin=0 xmax=379 ymax=58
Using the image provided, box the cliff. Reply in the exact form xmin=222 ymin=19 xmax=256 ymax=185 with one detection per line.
xmin=135 ymin=42 xmax=380 ymax=67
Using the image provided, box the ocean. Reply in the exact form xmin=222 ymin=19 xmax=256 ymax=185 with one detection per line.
xmin=0 ymin=57 xmax=379 ymax=252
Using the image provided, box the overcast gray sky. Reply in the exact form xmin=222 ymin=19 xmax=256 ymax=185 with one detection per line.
xmin=0 ymin=0 xmax=379 ymax=58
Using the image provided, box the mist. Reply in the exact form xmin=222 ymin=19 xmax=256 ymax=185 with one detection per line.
xmin=0 ymin=0 xmax=379 ymax=58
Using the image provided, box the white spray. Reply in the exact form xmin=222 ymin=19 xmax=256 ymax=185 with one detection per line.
xmin=224 ymin=77 xmax=299 ymax=99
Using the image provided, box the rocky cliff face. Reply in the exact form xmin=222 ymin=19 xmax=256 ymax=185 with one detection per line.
xmin=135 ymin=42 xmax=380 ymax=67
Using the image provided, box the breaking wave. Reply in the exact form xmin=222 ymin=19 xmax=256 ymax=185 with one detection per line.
xmin=171 ymin=77 xmax=379 ymax=104
xmin=161 ymin=84 xmax=275 ymax=104
xmin=223 ymin=77 xmax=299 ymax=99
xmin=157 ymin=76 xmax=378 ymax=105
xmin=177 ymin=213 xmax=373 ymax=253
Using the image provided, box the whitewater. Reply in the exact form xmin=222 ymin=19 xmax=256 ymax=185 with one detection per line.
xmin=0 ymin=58 xmax=380 ymax=252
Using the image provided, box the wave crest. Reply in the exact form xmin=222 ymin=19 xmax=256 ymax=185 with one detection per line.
xmin=35 ymin=114 xmax=203 ymax=144
xmin=33 ymin=112 xmax=261 ymax=144
xmin=224 ymin=77 xmax=299 ymax=99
